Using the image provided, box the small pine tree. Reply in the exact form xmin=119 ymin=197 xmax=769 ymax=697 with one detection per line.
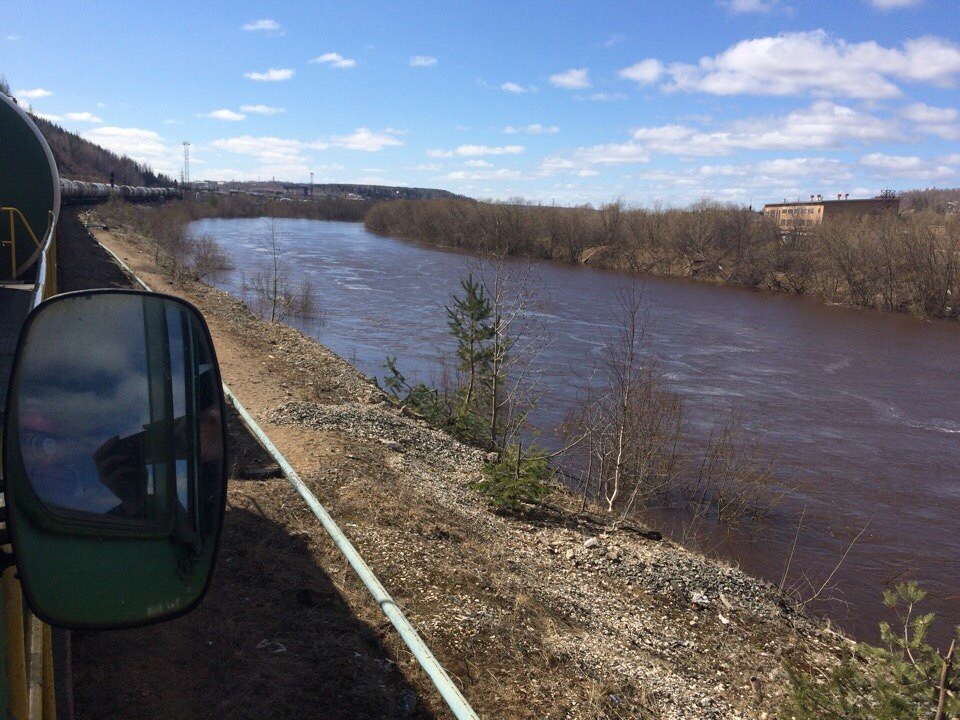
xmin=471 ymin=444 xmax=552 ymax=511
xmin=444 ymin=273 xmax=494 ymax=420
xmin=382 ymin=357 xmax=446 ymax=419
xmin=785 ymin=581 xmax=959 ymax=719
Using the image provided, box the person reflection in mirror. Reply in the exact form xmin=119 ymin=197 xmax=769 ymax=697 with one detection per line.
xmin=93 ymin=371 xmax=223 ymax=521
xmin=92 ymin=433 xmax=146 ymax=518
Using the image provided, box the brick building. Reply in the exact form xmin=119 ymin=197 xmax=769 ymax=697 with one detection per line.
xmin=763 ymin=194 xmax=899 ymax=232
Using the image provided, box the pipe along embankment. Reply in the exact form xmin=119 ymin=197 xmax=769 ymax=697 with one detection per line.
xmin=93 ymin=239 xmax=480 ymax=720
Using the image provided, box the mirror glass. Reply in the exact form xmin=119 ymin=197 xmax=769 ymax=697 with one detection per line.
xmin=14 ymin=293 xmax=223 ymax=540
xmin=4 ymin=291 xmax=226 ymax=628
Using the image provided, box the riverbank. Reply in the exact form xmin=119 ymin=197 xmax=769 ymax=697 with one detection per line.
xmin=72 ymin=209 xmax=859 ymax=719
xmin=364 ymin=198 xmax=960 ymax=321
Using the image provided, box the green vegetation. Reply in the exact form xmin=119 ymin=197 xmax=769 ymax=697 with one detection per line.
xmin=383 ymin=271 xmax=552 ymax=510
xmin=384 ymin=269 xmax=784 ymax=521
xmin=472 ymin=445 xmax=552 ymax=511
xmin=786 ymin=582 xmax=959 ymax=720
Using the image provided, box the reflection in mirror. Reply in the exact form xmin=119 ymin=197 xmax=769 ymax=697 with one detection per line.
xmin=13 ymin=293 xmax=224 ymax=546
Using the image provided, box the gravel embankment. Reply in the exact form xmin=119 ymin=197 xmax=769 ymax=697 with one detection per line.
xmin=259 ymin=394 xmax=848 ymax=720
xmin=82 ymin=217 xmax=851 ymax=719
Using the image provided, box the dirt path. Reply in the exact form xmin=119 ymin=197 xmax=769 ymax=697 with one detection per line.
xmin=59 ymin=210 xmax=435 ymax=720
xmin=64 ymin=206 xmax=850 ymax=720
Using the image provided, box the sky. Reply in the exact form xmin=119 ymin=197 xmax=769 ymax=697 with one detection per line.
xmin=2 ymin=0 xmax=959 ymax=207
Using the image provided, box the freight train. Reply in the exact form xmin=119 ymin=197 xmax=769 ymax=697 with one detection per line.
xmin=59 ymin=178 xmax=182 ymax=204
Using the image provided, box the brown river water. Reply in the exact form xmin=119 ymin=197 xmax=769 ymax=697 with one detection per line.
xmin=192 ymin=217 xmax=960 ymax=643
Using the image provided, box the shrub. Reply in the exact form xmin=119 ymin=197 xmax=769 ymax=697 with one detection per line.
xmin=472 ymin=445 xmax=552 ymax=511
xmin=785 ymin=581 xmax=959 ymax=719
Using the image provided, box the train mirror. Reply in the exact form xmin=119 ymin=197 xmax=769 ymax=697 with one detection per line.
xmin=3 ymin=290 xmax=227 ymax=629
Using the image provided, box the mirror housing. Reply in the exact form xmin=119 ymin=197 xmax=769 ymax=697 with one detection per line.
xmin=2 ymin=290 xmax=227 ymax=629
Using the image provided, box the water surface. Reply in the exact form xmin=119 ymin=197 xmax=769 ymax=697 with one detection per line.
xmin=192 ymin=217 xmax=960 ymax=642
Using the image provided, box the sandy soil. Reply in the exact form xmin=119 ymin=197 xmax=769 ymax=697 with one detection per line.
xmin=64 ymin=207 xmax=850 ymax=720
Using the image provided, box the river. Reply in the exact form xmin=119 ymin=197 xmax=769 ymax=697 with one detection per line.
xmin=191 ymin=217 xmax=960 ymax=643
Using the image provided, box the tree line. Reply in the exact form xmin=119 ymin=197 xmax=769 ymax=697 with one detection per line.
xmin=365 ymin=198 xmax=960 ymax=319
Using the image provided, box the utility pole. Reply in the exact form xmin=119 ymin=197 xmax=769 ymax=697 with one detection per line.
xmin=182 ymin=141 xmax=191 ymax=185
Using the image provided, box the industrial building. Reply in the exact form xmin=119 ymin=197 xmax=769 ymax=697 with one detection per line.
xmin=763 ymin=193 xmax=899 ymax=232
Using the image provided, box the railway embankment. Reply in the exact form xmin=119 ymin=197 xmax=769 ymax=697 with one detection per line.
xmin=73 ymin=210 xmax=853 ymax=719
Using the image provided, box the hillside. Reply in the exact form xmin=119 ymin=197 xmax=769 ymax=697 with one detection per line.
xmin=209 ymin=180 xmax=468 ymax=203
xmin=899 ymin=187 xmax=960 ymax=213
xmin=30 ymin=114 xmax=175 ymax=187
xmin=31 ymin=117 xmax=463 ymax=202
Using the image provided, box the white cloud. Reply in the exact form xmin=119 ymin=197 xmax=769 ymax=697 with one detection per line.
xmin=17 ymin=88 xmax=53 ymax=99
xmin=720 ymin=0 xmax=778 ymax=12
xmin=899 ymin=102 xmax=959 ymax=139
xmin=603 ymin=34 xmax=626 ymax=48
xmin=33 ymin=112 xmax=63 ymax=122
xmin=410 ymin=55 xmax=438 ymax=67
xmin=83 ymin=126 xmax=180 ymax=175
xmin=619 ymin=59 xmax=663 ymax=85
xmin=465 ymin=160 xmax=493 ymax=168
xmin=242 ymin=19 xmax=281 ymax=31
xmin=64 ymin=112 xmax=103 ymax=123
xmin=203 ymin=109 xmax=246 ymax=121
xmin=859 ymin=153 xmax=927 ymax=171
xmin=213 ymin=127 xmax=401 ymax=174
xmin=501 ymin=82 xmax=533 ymax=94
xmin=240 ymin=104 xmax=285 ymax=115
xmin=868 ymin=0 xmax=922 ymax=8
xmin=540 ymin=102 xmax=900 ymax=177
xmin=586 ymin=92 xmax=628 ymax=101
xmin=540 ymin=143 xmax=650 ymax=175
xmin=628 ymin=102 xmax=901 ymax=156
xmin=211 ymin=135 xmax=321 ymax=177
xmin=6 ymin=35 xmax=20 ymax=41
xmin=550 ymin=68 xmax=591 ymax=90
xmin=244 ymin=68 xmax=294 ymax=82
xmin=859 ymin=152 xmax=956 ymax=180
xmin=329 ymin=128 xmax=403 ymax=151
xmin=613 ymin=157 xmax=860 ymax=204
xmin=212 ymin=136 xmax=326 ymax=159
xmin=578 ymin=170 xmax=599 ymax=177
xmin=310 ymin=52 xmax=357 ymax=69
xmin=503 ymin=124 xmax=559 ymax=135
xmin=446 ymin=168 xmax=524 ymax=181
xmin=664 ymin=31 xmax=960 ymax=99
xmin=753 ymin=157 xmax=850 ymax=178
xmin=428 ymin=144 xmax=525 ymax=158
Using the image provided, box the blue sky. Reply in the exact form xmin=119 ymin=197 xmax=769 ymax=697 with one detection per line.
xmin=3 ymin=0 xmax=959 ymax=206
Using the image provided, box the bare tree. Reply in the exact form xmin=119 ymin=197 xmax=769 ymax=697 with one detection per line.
xmin=563 ymin=281 xmax=682 ymax=525
xmin=190 ymin=233 xmax=234 ymax=282
xmin=243 ymin=218 xmax=317 ymax=323
xmin=686 ymin=407 xmax=785 ymax=526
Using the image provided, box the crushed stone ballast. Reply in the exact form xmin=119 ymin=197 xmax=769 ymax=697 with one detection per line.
xmin=92 ymin=238 xmax=480 ymax=720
